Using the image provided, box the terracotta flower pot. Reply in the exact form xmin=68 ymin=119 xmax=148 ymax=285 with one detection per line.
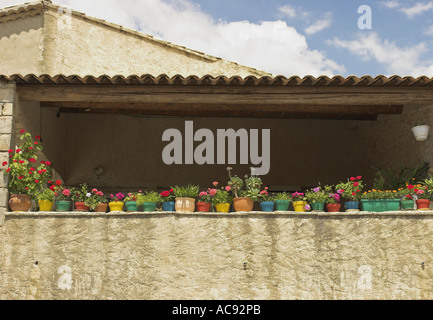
xmin=233 ymin=197 xmax=254 ymax=212
xmin=196 ymin=201 xmax=211 ymax=212
xmin=175 ymin=197 xmax=195 ymax=213
xmin=326 ymin=203 xmax=341 ymax=212
xmin=9 ymin=194 xmax=32 ymax=212
xmin=74 ymin=201 xmax=90 ymax=212
xmin=416 ymin=199 xmax=431 ymax=210
xmin=94 ymin=203 xmax=108 ymax=212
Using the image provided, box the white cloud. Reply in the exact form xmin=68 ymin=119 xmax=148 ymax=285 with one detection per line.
xmin=305 ymin=13 xmax=332 ymax=35
xmin=45 ymin=0 xmax=344 ymax=77
xmin=278 ymin=4 xmax=296 ymax=18
xmin=329 ymin=32 xmax=433 ymax=76
xmin=399 ymin=1 xmax=433 ymax=18
xmin=380 ymin=0 xmax=401 ymax=9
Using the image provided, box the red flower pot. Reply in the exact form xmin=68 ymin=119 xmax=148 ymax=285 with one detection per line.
xmin=326 ymin=203 xmax=341 ymax=212
xmin=74 ymin=202 xmax=90 ymax=212
xmin=416 ymin=199 xmax=431 ymax=210
xmin=196 ymin=201 xmax=211 ymax=212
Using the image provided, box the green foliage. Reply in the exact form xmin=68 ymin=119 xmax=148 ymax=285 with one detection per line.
xmin=273 ymin=192 xmax=291 ymax=201
xmin=212 ymin=189 xmax=232 ymax=204
xmin=372 ymin=171 xmax=386 ymax=190
xmin=35 ymin=188 xmax=55 ymax=201
xmin=305 ymin=185 xmax=328 ymax=203
xmin=137 ymin=191 xmax=161 ymax=204
xmin=171 ymin=184 xmax=200 ymax=198
xmin=373 ymin=162 xmax=430 ymax=190
xmin=227 ymin=166 xmax=263 ymax=201
xmin=84 ymin=188 xmax=107 ymax=210
xmin=71 ymin=183 xmax=89 ymax=202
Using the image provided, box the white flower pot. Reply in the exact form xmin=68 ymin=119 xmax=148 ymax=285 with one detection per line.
xmin=412 ymin=125 xmax=430 ymax=141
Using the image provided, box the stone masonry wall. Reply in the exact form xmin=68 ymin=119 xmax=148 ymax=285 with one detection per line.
xmin=1 ymin=211 xmax=433 ymax=300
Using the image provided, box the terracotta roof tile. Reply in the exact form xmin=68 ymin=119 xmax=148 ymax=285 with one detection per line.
xmin=2 ymin=74 xmax=433 ymax=87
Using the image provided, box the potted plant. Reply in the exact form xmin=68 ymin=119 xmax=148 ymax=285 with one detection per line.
xmin=258 ymin=188 xmax=274 ymax=212
xmin=273 ymin=192 xmax=291 ymax=211
xmin=400 ymin=194 xmax=415 ymax=210
xmin=291 ymin=191 xmax=307 ymax=212
xmin=326 ymin=187 xmax=341 ymax=212
xmin=305 ymin=185 xmax=328 ymax=211
xmin=84 ymin=188 xmax=108 ymax=212
xmin=212 ymin=187 xmax=231 ymax=213
xmin=422 ymin=177 xmax=433 ymax=210
xmin=71 ymin=183 xmax=90 ymax=211
xmin=414 ymin=184 xmax=431 ymax=210
xmin=124 ymin=192 xmax=138 ymax=212
xmin=109 ymin=192 xmax=125 ymax=212
xmin=335 ymin=176 xmax=363 ymax=211
xmin=2 ymin=130 xmax=52 ymax=212
xmin=227 ymin=167 xmax=262 ymax=212
xmin=412 ymin=122 xmax=430 ymax=141
xmin=360 ymin=189 xmax=401 ymax=212
xmin=53 ymin=183 xmax=72 ymax=212
xmin=137 ymin=191 xmax=160 ymax=212
xmin=159 ymin=189 xmax=175 ymax=211
xmin=196 ymin=190 xmax=213 ymax=212
xmin=172 ymin=184 xmax=199 ymax=213
xmin=36 ymin=187 xmax=55 ymax=211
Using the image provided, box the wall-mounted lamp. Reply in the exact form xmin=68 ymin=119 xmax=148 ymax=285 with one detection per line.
xmin=94 ymin=166 xmax=104 ymax=179
xmin=411 ymin=125 xmax=430 ymax=141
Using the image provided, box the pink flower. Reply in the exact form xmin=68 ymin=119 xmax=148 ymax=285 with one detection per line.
xmin=213 ymin=181 xmax=218 ymax=187
xmin=313 ymin=187 xmax=320 ymax=193
xmin=208 ymin=188 xmax=217 ymax=196
xmin=63 ymin=189 xmax=70 ymax=197
xmin=260 ymin=190 xmax=268 ymax=195
xmin=199 ymin=191 xmax=208 ymax=197
xmin=225 ymin=186 xmax=231 ymax=191
xmin=92 ymin=188 xmax=98 ymax=193
xmin=305 ymin=204 xmax=311 ymax=211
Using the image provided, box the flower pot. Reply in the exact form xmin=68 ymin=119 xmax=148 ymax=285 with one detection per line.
xmin=125 ymin=201 xmax=138 ymax=212
xmin=38 ymin=200 xmax=54 ymax=211
xmin=215 ymin=203 xmax=230 ymax=213
xmin=74 ymin=201 xmax=90 ymax=212
xmin=56 ymin=200 xmax=71 ymax=212
xmin=233 ymin=197 xmax=254 ymax=212
xmin=310 ymin=201 xmax=325 ymax=211
xmin=162 ymin=201 xmax=175 ymax=211
xmin=326 ymin=203 xmax=341 ymax=212
xmin=385 ymin=199 xmax=400 ymax=211
xmin=142 ymin=202 xmax=158 ymax=212
xmin=416 ymin=199 xmax=431 ymax=210
xmin=412 ymin=125 xmax=430 ymax=141
xmin=196 ymin=201 xmax=211 ymax=212
xmin=260 ymin=201 xmax=274 ymax=212
xmin=293 ymin=200 xmax=307 ymax=212
xmin=345 ymin=201 xmax=359 ymax=212
xmin=175 ymin=197 xmax=195 ymax=213
xmin=275 ymin=199 xmax=290 ymax=211
xmin=401 ymin=200 xmax=415 ymax=210
xmin=94 ymin=203 xmax=108 ymax=212
xmin=109 ymin=201 xmax=124 ymax=212
xmin=9 ymin=194 xmax=32 ymax=212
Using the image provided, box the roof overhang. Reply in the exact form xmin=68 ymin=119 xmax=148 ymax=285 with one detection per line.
xmin=4 ymin=74 xmax=433 ymax=120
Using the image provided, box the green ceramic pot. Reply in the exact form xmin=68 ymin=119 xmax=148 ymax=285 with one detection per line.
xmin=310 ymin=201 xmax=325 ymax=211
xmin=142 ymin=202 xmax=158 ymax=212
xmin=275 ymin=199 xmax=290 ymax=211
xmin=56 ymin=201 xmax=71 ymax=212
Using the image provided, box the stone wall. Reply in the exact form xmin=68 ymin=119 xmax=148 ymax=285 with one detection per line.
xmin=0 ymin=211 xmax=432 ymax=300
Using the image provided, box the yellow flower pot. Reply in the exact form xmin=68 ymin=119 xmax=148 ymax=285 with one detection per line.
xmin=215 ymin=203 xmax=230 ymax=213
xmin=109 ymin=201 xmax=124 ymax=212
xmin=38 ymin=200 xmax=54 ymax=211
xmin=293 ymin=201 xmax=307 ymax=212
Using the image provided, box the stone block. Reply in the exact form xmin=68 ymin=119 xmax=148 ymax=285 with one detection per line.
xmin=0 ymin=84 xmax=16 ymax=102
xmin=0 ymin=187 xmax=9 ymax=208
xmin=1 ymin=103 xmax=13 ymax=116
xmin=0 ymin=134 xmax=11 ymax=151
xmin=0 ymin=116 xmax=13 ymax=134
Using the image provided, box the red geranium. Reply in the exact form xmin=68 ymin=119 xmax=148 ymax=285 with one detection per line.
xmin=350 ymin=177 xmax=356 ymax=181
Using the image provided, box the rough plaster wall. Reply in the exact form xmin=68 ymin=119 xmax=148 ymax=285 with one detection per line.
xmin=358 ymin=105 xmax=433 ymax=183
xmin=0 ymin=15 xmax=45 ymax=75
xmin=42 ymin=11 xmax=267 ymax=77
xmin=0 ymin=213 xmax=432 ymax=300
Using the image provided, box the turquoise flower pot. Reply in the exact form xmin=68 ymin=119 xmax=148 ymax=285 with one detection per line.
xmin=142 ymin=202 xmax=158 ymax=212
xmin=162 ymin=201 xmax=175 ymax=211
xmin=260 ymin=201 xmax=275 ymax=212
xmin=311 ymin=201 xmax=325 ymax=211
xmin=125 ymin=201 xmax=138 ymax=212
xmin=56 ymin=201 xmax=71 ymax=212
xmin=275 ymin=200 xmax=290 ymax=211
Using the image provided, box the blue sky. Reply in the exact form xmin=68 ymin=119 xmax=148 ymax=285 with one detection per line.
xmin=3 ymin=0 xmax=433 ymax=77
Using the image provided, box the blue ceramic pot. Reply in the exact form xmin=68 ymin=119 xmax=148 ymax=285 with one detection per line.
xmin=260 ymin=201 xmax=275 ymax=212
xmin=162 ymin=201 xmax=175 ymax=211
xmin=345 ymin=201 xmax=359 ymax=211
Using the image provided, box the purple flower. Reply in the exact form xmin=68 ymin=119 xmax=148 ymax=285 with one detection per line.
xmin=305 ymin=204 xmax=311 ymax=211
xmin=313 ymin=187 xmax=320 ymax=193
